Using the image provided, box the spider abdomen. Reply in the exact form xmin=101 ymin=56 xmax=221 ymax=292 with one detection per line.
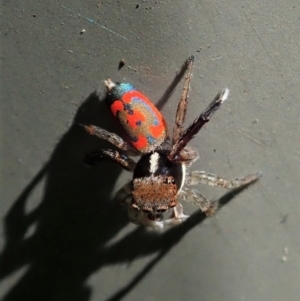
xmin=105 ymin=79 xmax=167 ymax=153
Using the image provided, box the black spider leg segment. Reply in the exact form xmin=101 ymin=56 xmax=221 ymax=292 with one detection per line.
xmin=172 ymin=55 xmax=195 ymax=145
xmin=168 ymin=89 xmax=230 ymax=162
xmin=85 ymin=149 xmax=136 ymax=171
xmin=80 ymin=124 xmax=138 ymax=155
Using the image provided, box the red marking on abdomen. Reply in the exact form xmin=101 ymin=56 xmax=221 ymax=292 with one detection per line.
xmin=110 ymin=100 xmax=123 ymax=117
xmin=108 ymin=89 xmax=167 ymax=152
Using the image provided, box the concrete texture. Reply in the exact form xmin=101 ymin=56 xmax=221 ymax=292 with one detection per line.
xmin=1 ymin=1 xmax=299 ymax=300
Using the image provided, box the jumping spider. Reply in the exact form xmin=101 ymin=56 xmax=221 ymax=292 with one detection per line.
xmin=82 ymin=56 xmax=261 ymax=229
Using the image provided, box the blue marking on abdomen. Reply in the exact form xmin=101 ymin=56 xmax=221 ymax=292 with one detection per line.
xmin=147 ymin=135 xmax=156 ymax=145
xmin=132 ymin=97 xmax=159 ymax=126
xmin=117 ymin=83 xmax=135 ymax=94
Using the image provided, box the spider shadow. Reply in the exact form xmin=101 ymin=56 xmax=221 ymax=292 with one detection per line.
xmin=0 ymin=74 xmax=258 ymax=301
xmin=155 ymin=58 xmax=188 ymax=110
xmin=0 ymin=92 xmax=129 ymax=300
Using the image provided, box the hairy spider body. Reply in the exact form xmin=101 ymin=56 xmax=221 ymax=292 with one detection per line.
xmin=82 ymin=56 xmax=261 ymax=229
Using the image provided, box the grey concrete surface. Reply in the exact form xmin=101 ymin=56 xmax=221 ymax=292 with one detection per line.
xmin=1 ymin=1 xmax=299 ymax=301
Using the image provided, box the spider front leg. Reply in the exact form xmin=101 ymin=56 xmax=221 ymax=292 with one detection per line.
xmin=186 ymin=171 xmax=262 ymax=188
xmin=85 ymin=149 xmax=136 ymax=171
xmin=181 ymin=188 xmax=218 ymax=216
xmin=164 ymin=203 xmax=190 ymax=226
xmin=182 ymin=171 xmax=262 ymax=216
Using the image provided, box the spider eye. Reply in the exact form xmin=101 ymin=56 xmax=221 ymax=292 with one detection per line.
xmin=164 ymin=177 xmax=175 ymax=184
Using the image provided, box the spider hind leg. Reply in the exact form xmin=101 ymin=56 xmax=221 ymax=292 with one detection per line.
xmin=81 ymin=124 xmax=137 ymax=154
xmin=172 ymin=55 xmax=195 ymax=145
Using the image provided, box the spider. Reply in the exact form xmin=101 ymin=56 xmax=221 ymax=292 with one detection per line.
xmin=82 ymin=56 xmax=261 ymax=229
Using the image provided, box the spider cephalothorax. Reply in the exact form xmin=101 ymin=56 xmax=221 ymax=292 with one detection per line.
xmin=82 ymin=56 xmax=261 ymax=229
xmin=132 ymin=150 xmax=185 ymax=214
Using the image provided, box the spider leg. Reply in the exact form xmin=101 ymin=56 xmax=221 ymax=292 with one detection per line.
xmin=181 ymin=188 xmax=217 ymax=216
xmin=85 ymin=149 xmax=136 ymax=171
xmin=81 ymin=124 xmax=138 ymax=154
xmin=164 ymin=203 xmax=189 ymax=226
xmin=168 ymin=89 xmax=229 ymax=162
xmin=172 ymin=55 xmax=195 ymax=145
xmin=179 ymin=146 xmax=199 ymax=166
xmin=185 ymin=171 xmax=262 ymax=188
